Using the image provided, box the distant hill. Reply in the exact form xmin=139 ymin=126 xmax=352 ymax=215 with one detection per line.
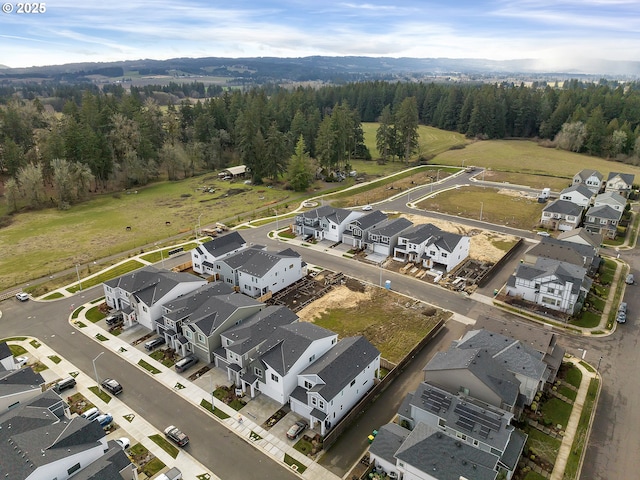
xmin=1 ymin=56 xmax=638 ymax=84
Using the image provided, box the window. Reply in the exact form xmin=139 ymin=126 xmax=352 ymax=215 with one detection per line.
xmin=319 ymin=400 xmax=324 ymax=408
xmin=198 ymin=334 xmax=205 ymax=343
xmin=216 ymin=264 xmax=221 ymax=270
xmin=438 ymin=418 xmax=446 ymax=428
xmin=67 ymin=463 xmax=81 ymax=475
xmin=271 ymin=373 xmax=279 ymax=382
xmin=456 ymin=432 xmax=467 ymax=441
xmin=350 ymin=379 xmax=356 ymax=387
xmin=441 ymin=253 xmax=447 ymax=258
xmin=304 ymin=380 xmax=312 ymax=389
xmin=309 ymin=354 xmax=316 ymax=363
xmin=254 ymin=367 xmax=263 ymax=377
xmin=312 ymin=397 xmax=317 ymax=405
xmin=332 ymin=225 xmax=336 ymax=230
xmin=142 ymin=306 xmax=148 ymax=312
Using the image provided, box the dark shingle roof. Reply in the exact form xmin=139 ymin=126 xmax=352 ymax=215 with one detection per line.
xmin=299 ymin=336 xmax=380 ymax=401
xmin=527 ymin=238 xmax=595 ymax=267
xmin=223 ymin=306 xmax=299 ymax=355
xmin=606 ymin=171 xmax=635 ymax=186
xmin=575 ymin=169 xmax=602 ymax=181
xmin=368 ymin=423 xmax=410 ymax=465
xmin=560 ymin=184 xmax=594 ymax=199
xmin=369 ymin=217 xmax=413 ymax=238
xmin=586 ymin=204 xmax=623 ymax=221
xmin=542 ymin=199 xmax=584 ymax=216
xmin=200 ymin=231 xmax=247 ymax=257
xmin=350 ymin=210 xmax=387 ymax=230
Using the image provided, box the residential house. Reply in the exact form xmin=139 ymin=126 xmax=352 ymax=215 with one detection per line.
xmin=422 ymin=347 xmax=521 ymax=412
xmin=191 ymin=231 xmax=248 ymax=275
xmin=103 ymin=266 xmax=207 ymax=330
xmin=216 ymin=305 xmax=299 ymax=383
xmin=290 ymin=336 xmax=380 ymax=435
xmin=0 ymin=342 xmax=21 ymax=371
xmin=524 ymin=237 xmax=600 ymax=275
xmin=557 ymin=228 xmax=603 ymax=250
xmin=604 ymin=172 xmax=634 ymax=198
xmin=452 ymin=329 xmax=550 ymax=405
xmin=540 ymin=199 xmax=584 ymax=231
xmin=593 ymin=191 xmax=627 ymax=212
xmin=342 ymin=210 xmax=388 ymax=249
xmin=559 ymin=184 xmax=595 ymax=207
xmin=583 ymin=204 xmax=622 ymax=239
xmin=294 ymin=206 xmax=363 ymax=242
xmin=365 ymin=217 xmax=413 ymax=257
xmin=473 ymin=317 xmax=566 ymax=386
xmin=0 ymin=366 xmax=45 ymax=412
xmin=506 ymin=260 xmax=591 ymax=316
xmin=388 ymin=381 xmax=526 ymax=480
xmin=158 ymin=282 xmax=264 ymax=362
xmin=214 ymin=246 xmax=305 ymax=299
xmin=572 ymin=169 xmax=603 ymax=194
xmin=0 ymin=390 xmax=137 ymax=480
xmin=393 ymin=223 xmax=470 ymax=273
xmin=239 ymin=323 xmax=338 ymax=404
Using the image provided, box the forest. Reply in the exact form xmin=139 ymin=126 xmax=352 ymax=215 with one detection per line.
xmin=2 ymin=78 xmax=640 ymax=213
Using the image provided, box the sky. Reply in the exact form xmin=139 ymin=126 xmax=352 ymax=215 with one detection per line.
xmin=1 ymin=0 xmax=639 ymax=72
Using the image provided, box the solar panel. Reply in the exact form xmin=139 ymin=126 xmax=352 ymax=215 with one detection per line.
xmin=479 ymin=425 xmax=491 ymax=439
xmin=421 ymin=388 xmax=452 ymax=414
xmin=454 ymin=404 xmax=502 ymax=432
xmin=456 ymin=418 xmax=475 ymax=432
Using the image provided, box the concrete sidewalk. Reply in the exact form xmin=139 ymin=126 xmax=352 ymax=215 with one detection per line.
xmin=549 ymin=356 xmax=599 ymax=480
xmin=70 ymin=305 xmax=340 ymax=480
xmin=11 ymin=338 xmax=218 ymax=480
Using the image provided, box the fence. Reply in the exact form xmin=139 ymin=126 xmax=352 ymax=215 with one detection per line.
xmin=477 ymin=238 xmax=524 ymax=288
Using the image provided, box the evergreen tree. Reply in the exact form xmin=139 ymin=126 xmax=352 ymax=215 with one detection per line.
xmin=287 ymin=135 xmax=314 ymax=191
xmin=394 ymin=97 xmax=419 ymax=163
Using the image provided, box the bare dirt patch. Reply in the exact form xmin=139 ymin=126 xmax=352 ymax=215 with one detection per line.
xmin=402 ymin=213 xmax=517 ymax=263
xmin=297 ymin=285 xmax=371 ymax=322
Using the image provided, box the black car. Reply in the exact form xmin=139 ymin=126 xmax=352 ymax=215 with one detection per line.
xmin=164 ymin=425 xmax=189 ymax=447
xmin=144 ymin=337 xmax=166 ymax=351
xmin=101 ymin=378 xmax=123 ymax=395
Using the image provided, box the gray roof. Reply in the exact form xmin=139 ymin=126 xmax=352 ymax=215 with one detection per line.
xmin=586 ymin=204 xmax=623 ymax=221
xmin=542 ymin=199 xmax=584 ymax=216
xmin=560 ymin=183 xmax=594 ymax=199
xmin=606 ymin=171 xmax=635 ymax=186
xmin=163 ymin=281 xmax=236 ymax=322
xmin=527 ymin=237 xmax=595 ymax=267
xmin=72 ymin=443 xmax=133 ymax=480
xmin=407 ymin=382 xmax=515 ymax=452
xmin=223 ymin=306 xmax=299 ymax=355
xmin=350 ymin=210 xmax=387 ymax=230
xmin=595 ymin=191 xmax=627 ymax=207
xmin=0 ymin=342 xmax=11 ymax=360
xmin=500 ymin=428 xmax=527 ymax=471
xmin=368 ymin=217 xmax=413 ymax=238
xmin=253 ymin=323 xmax=336 ymax=376
xmin=455 ymin=329 xmax=547 ymax=381
xmin=189 ymin=293 xmax=263 ymax=337
xmin=513 ymin=259 xmax=590 ymax=296
xmin=369 ymin=423 xmax=410 ymax=465
xmin=399 ymin=223 xmax=442 ymax=243
xmin=425 ymin=348 xmax=520 ymax=406
xmin=104 ymin=265 xmax=203 ymax=306
xmin=557 ymin=228 xmax=602 ymax=248
xmin=200 ymin=231 xmax=247 ymax=257
xmin=394 ymin=423 xmax=499 ymax=480
xmin=575 ymin=169 xmax=602 ymax=181
xmin=0 ymin=367 xmax=45 ymax=397
xmin=221 ymin=246 xmax=300 ymax=278
xmin=297 ymin=205 xmax=339 ymax=221
xmin=472 ymin=317 xmax=561 ymax=358
xmin=0 ymin=391 xmax=106 ymax=479
xmin=299 ymin=336 xmax=380 ymax=402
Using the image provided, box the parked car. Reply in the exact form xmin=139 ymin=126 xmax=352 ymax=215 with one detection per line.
xmin=175 ymin=354 xmax=198 ymax=373
xmin=101 ymin=378 xmax=123 ymax=395
xmin=14 ymin=356 xmax=28 ymax=368
xmin=286 ymin=420 xmax=308 ymax=440
xmin=96 ymin=413 xmax=113 ymax=426
xmin=115 ymin=437 xmax=130 ymax=450
xmin=15 ymin=292 xmax=29 ymax=301
xmin=536 ymin=231 xmax=551 ymax=237
xmin=626 ymin=274 xmax=635 ymax=285
xmin=53 ymin=376 xmax=77 ymax=393
xmin=105 ymin=313 xmax=123 ymax=325
xmin=144 ymin=337 xmax=166 ymax=351
xmin=619 ymin=301 xmax=627 ymax=313
xmin=164 ymin=425 xmax=189 ymax=447
xmin=362 ymin=205 xmax=373 ymax=211
xmin=617 ymin=311 xmax=627 ymax=324
xmin=80 ymin=407 xmax=101 ymax=421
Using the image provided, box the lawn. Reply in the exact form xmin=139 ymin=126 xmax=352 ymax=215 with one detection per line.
xmin=362 ymin=122 xmax=467 ymax=161
xmin=541 ymin=398 xmax=572 ymax=429
xmin=416 ymin=185 xmax=544 ymax=230
xmin=564 ymin=365 xmax=583 ymax=389
xmin=0 ymin=174 xmax=292 ymax=291
xmin=524 ymin=426 xmax=561 ymax=467
xmin=66 ymin=259 xmax=145 ymax=294
xmin=563 ymin=378 xmax=599 ymax=480
xmin=85 ymin=305 xmax=105 ymax=323
xmin=88 ymin=386 xmax=112 ymax=403
xmin=309 ymin=287 xmax=447 ymax=363
xmin=430 ymin=139 xmax=640 ymax=180
xmin=149 ymin=434 xmax=179 ymax=459
xmin=138 ymin=359 xmax=161 ymax=374
xmin=558 ymin=385 xmax=578 ymax=402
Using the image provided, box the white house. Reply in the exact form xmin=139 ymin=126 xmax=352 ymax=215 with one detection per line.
xmin=0 ymin=366 xmax=45 ymax=413
xmin=294 ymin=206 xmax=363 ymax=241
xmin=593 ymin=191 xmax=626 ymax=212
xmin=103 ymin=265 xmax=207 ymax=330
xmin=540 ymin=199 xmax=584 ymax=231
xmin=289 ymin=336 xmax=380 ymax=435
xmin=604 ymin=172 xmax=634 ymax=198
xmin=239 ymin=323 xmax=338 ymax=404
xmin=393 ymin=223 xmax=470 ymax=273
xmin=191 ymin=231 xmax=248 ymax=275
xmin=214 ymin=246 xmax=305 ymax=299
xmin=573 ymin=169 xmax=603 ymax=193
xmin=559 ymin=184 xmax=595 ymax=207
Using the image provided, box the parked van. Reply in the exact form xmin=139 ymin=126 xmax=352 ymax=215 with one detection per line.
xmin=81 ymin=407 xmax=100 ymax=421
xmin=53 ymin=376 xmax=76 ymax=393
xmin=175 ymin=354 xmax=198 ymax=373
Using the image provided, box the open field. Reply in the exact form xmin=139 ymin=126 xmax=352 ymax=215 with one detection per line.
xmin=416 ymin=185 xmax=544 ymax=231
xmin=297 ymin=284 xmax=448 ymax=363
xmin=362 ymin=122 xmax=467 ymax=160
xmin=429 ymin=139 xmax=640 ymax=178
xmin=481 ymin=170 xmax=571 ymax=191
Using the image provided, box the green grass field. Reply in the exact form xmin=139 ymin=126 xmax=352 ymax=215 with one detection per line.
xmin=362 ymin=122 xmax=467 ymax=160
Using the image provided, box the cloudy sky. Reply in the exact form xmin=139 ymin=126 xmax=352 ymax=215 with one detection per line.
xmin=1 ymin=0 xmax=638 ymax=71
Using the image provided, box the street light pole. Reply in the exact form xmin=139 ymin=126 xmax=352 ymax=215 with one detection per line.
xmin=75 ymin=264 xmax=82 ymax=291
xmin=93 ymin=352 xmax=104 ymax=390
xmin=480 ymin=202 xmax=484 ymax=221
xmin=597 ymin=356 xmax=603 ymax=371
xmin=197 ymin=214 xmax=203 ymax=238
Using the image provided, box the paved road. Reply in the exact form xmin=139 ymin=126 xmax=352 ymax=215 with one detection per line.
xmin=1 ymin=289 xmax=299 ymax=480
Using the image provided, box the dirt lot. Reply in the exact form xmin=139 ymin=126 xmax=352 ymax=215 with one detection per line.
xmin=401 ymin=213 xmax=518 ymax=263
xmin=297 ymin=281 xmax=448 ymax=363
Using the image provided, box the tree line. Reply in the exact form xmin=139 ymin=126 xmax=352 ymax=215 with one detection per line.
xmin=3 ymin=78 xmax=640 ymax=212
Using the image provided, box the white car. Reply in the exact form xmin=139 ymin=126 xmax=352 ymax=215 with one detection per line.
xmin=536 ymin=231 xmax=551 ymax=237
xmin=15 ymin=292 xmax=29 ymax=301
xmin=115 ymin=437 xmax=130 ymax=450
xmin=362 ymin=205 xmax=373 ymax=211
xmin=14 ymin=356 xmax=28 ymax=368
